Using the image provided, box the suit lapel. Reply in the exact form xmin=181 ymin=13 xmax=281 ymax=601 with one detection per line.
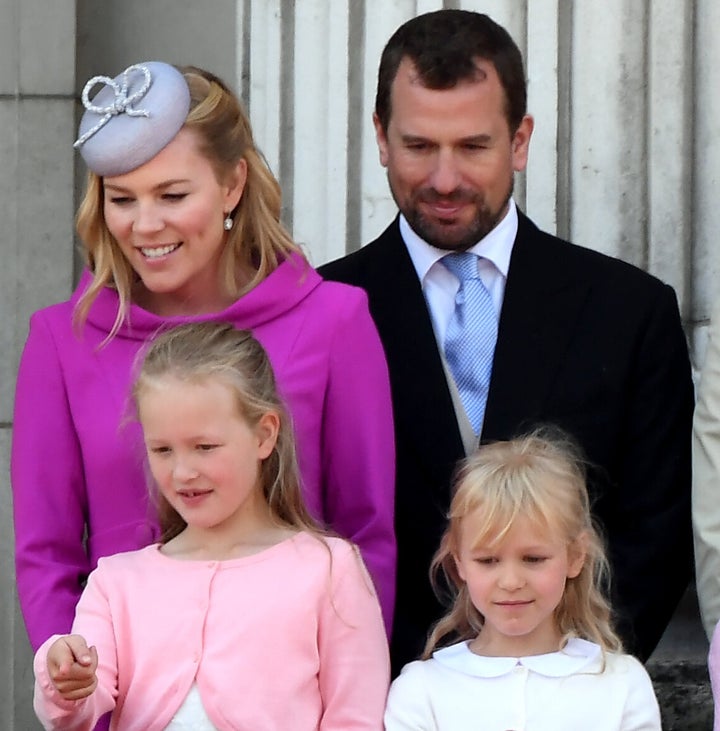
xmin=363 ymin=213 xmax=592 ymax=467
xmin=483 ymin=214 xmax=593 ymax=441
xmin=365 ymin=222 xmax=466 ymax=482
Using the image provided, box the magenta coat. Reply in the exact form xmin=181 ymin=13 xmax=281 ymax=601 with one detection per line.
xmin=12 ymin=254 xmax=396 ymax=649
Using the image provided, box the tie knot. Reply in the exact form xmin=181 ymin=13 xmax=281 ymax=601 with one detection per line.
xmin=442 ymin=252 xmax=479 ymax=282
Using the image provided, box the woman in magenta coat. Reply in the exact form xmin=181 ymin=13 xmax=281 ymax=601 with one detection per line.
xmin=12 ymin=62 xmax=396 ymax=653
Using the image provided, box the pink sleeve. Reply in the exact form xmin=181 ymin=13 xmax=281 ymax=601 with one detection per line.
xmin=317 ymin=541 xmax=390 ymax=730
xmin=33 ymin=567 xmax=118 ymax=730
xmin=321 ymin=287 xmax=396 ymax=632
xmin=12 ymin=311 xmax=89 ymax=650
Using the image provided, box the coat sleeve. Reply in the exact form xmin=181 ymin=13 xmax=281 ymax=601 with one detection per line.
xmin=321 ymin=287 xmax=397 ymax=633
xmin=606 ymin=283 xmax=694 ymax=660
xmin=693 ymin=299 xmax=720 ymax=639
xmin=317 ymin=541 xmax=390 ymax=730
xmin=33 ymin=565 xmax=119 ymax=730
xmin=12 ymin=311 xmax=90 ymax=651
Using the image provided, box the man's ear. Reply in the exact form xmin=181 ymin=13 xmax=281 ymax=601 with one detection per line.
xmin=511 ymin=114 xmax=534 ymax=173
xmin=373 ymin=112 xmax=390 ymax=168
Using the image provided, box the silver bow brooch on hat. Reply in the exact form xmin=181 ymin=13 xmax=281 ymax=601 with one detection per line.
xmin=73 ymin=64 xmax=153 ymax=149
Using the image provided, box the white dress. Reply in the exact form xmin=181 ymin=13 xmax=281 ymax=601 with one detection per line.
xmin=384 ymin=638 xmax=661 ymax=731
xmin=165 ymin=685 xmax=216 ymax=730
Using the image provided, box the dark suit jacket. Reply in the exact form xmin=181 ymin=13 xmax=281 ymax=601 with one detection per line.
xmin=319 ymin=212 xmax=694 ymax=673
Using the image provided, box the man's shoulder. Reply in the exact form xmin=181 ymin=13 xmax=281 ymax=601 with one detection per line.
xmin=518 ymin=214 xmax=672 ymax=297
xmin=318 ymin=219 xmax=402 ymax=287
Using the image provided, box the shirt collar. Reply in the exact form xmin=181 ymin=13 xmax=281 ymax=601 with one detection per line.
xmin=431 ymin=637 xmax=603 ymax=678
xmin=401 ymin=198 xmax=518 ymax=285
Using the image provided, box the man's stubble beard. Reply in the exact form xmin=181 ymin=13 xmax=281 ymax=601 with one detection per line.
xmin=391 ymin=179 xmax=514 ymax=252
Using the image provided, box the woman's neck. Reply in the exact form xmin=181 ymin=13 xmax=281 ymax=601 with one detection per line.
xmin=129 ymin=259 xmax=258 ymax=318
xmin=132 ymin=281 xmax=237 ymax=318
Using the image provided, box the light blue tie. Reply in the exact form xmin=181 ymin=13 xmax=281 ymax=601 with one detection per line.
xmin=442 ymin=252 xmax=498 ymax=435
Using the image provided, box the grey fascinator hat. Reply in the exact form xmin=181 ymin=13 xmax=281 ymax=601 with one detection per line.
xmin=74 ymin=61 xmax=191 ymax=176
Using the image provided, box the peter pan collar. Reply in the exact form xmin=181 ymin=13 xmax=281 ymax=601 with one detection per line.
xmin=432 ymin=638 xmax=602 ymax=678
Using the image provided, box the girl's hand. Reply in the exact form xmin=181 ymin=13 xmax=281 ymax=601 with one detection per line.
xmin=46 ymin=634 xmax=98 ymax=700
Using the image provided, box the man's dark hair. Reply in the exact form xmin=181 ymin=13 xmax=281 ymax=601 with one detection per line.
xmin=375 ymin=9 xmax=527 ymax=134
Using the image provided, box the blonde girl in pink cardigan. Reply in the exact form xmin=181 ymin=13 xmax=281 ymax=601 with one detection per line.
xmin=33 ymin=322 xmax=390 ymax=731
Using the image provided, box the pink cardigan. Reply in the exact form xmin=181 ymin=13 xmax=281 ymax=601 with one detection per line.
xmin=34 ymin=533 xmax=390 ymax=730
xmin=13 ymin=255 xmax=396 ymax=648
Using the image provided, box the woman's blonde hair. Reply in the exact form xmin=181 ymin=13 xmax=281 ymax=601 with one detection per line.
xmin=131 ymin=321 xmax=319 ymax=542
xmin=74 ymin=65 xmax=302 ymax=338
xmin=424 ymin=430 xmax=622 ymax=658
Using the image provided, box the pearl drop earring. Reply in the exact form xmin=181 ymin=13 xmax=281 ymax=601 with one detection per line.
xmin=223 ymin=214 xmax=233 ymax=231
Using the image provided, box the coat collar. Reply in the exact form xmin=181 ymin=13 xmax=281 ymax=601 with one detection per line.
xmin=77 ymin=253 xmax=318 ymax=341
xmin=367 ymin=219 xmax=467 ymax=477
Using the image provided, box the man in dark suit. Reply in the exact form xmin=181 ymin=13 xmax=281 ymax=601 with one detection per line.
xmin=320 ymin=9 xmax=693 ymax=673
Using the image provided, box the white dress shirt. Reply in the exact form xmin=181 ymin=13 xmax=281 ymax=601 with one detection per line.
xmin=400 ymin=201 xmax=518 ymax=449
xmin=401 ymin=199 xmax=517 ymax=345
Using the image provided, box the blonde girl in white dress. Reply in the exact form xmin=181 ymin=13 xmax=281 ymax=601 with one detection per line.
xmin=384 ymin=431 xmax=661 ymax=731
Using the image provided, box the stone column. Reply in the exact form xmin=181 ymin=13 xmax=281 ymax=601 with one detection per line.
xmin=0 ymin=0 xmax=76 ymax=728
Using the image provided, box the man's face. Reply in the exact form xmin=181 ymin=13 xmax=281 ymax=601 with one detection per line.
xmin=375 ymin=57 xmax=533 ymax=251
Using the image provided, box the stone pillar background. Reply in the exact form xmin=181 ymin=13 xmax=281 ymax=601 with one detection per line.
xmin=2 ymin=1 xmax=717 ymax=727
xmin=0 ymin=0 xmax=75 ymax=727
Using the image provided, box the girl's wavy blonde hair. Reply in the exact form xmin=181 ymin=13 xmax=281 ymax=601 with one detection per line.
xmin=132 ymin=321 xmax=319 ymax=542
xmin=424 ymin=429 xmax=622 ymax=659
xmin=74 ymin=65 xmax=302 ymax=339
